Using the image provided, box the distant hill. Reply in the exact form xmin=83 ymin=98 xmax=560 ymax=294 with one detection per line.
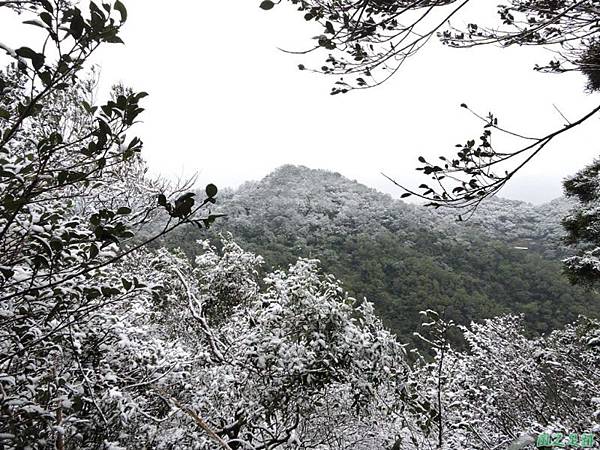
xmin=155 ymin=165 xmax=598 ymax=345
xmin=430 ymin=196 xmax=573 ymax=259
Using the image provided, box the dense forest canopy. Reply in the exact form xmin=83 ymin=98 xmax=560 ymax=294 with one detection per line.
xmin=155 ymin=165 xmax=600 ymax=347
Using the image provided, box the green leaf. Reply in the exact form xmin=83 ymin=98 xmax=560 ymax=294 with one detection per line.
xmin=15 ymin=47 xmax=38 ymax=60
xmin=23 ymin=19 xmax=46 ymax=29
xmin=101 ymin=286 xmax=121 ymax=297
xmin=205 ymin=183 xmax=218 ymax=198
xmin=260 ymin=0 xmax=274 ymax=10
xmin=0 ymin=108 xmax=10 ymax=121
xmin=81 ymin=100 xmax=93 ymax=113
xmin=39 ymin=12 xmax=53 ymax=27
xmin=114 ymin=0 xmax=127 ymax=22
xmin=0 ymin=267 xmax=14 ymax=279
xmin=103 ymin=34 xmax=124 ymax=44
xmin=49 ymin=239 xmax=63 ymax=253
xmin=89 ymin=2 xmax=106 ymax=22
xmin=69 ymin=10 xmax=85 ymax=39
xmin=39 ymin=71 xmax=51 ymax=86
xmin=85 ymin=288 xmax=101 ymax=300
xmin=116 ymin=206 xmax=131 ymax=215
xmin=401 ymin=193 xmax=411 ymax=198
xmin=122 ymin=278 xmax=132 ymax=290
xmin=101 ymin=104 xmax=112 ymax=116
xmin=202 ymin=213 xmax=226 ymax=228
xmin=89 ymin=244 xmax=99 ymax=259
xmin=172 ymin=193 xmax=195 ymax=218
xmin=57 ymin=171 xmax=69 ymax=185
xmin=39 ymin=0 xmax=53 ymax=12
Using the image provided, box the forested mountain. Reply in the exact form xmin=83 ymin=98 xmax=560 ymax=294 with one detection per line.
xmin=3 ymin=2 xmax=600 ymax=449
xmin=432 ymin=196 xmax=573 ymax=259
xmin=156 ymin=165 xmax=600 ymax=345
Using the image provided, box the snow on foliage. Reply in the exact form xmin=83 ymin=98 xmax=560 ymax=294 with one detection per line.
xmin=563 ymin=158 xmax=600 ymax=287
xmin=403 ymin=314 xmax=600 ymax=450
xmin=2 ymin=3 xmax=600 ymax=449
xmin=140 ymin=238 xmax=411 ymax=449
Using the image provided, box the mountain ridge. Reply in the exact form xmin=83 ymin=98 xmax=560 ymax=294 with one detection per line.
xmin=156 ymin=164 xmax=596 ymax=345
xmin=224 ymin=164 xmax=572 ymax=257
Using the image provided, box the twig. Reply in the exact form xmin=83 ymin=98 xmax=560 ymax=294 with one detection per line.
xmin=154 ymin=387 xmax=233 ymax=450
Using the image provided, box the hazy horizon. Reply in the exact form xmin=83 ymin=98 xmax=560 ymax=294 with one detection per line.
xmin=1 ymin=0 xmax=597 ymax=205
xmin=91 ymin=0 xmax=598 ymax=206
xmin=214 ymin=163 xmax=568 ymax=206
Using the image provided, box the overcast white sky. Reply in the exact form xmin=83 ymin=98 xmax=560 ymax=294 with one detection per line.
xmin=4 ymin=1 xmax=600 ymax=203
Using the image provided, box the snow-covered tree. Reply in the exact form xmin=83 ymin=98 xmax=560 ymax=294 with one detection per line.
xmin=3 ymin=4 xmax=600 ymax=450
xmin=563 ymin=158 xmax=600 ymax=287
xmin=403 ymin=314 xmax=600 ymax=450
xmin=133 ymin=237 xmax=410 ymax=449
xmin=0 ymin=3 xmax=218 ymax=447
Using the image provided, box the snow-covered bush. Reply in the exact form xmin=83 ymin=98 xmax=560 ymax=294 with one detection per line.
xmin=403 ymin=314 xmax=600 ymax=450
xmin=189 ymin=248 xmax=408 ymax=449
xmin=0 ymin=3 xmax=216 ymax=447
xmin=125 ymin=238 xmax=410 ymax=449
